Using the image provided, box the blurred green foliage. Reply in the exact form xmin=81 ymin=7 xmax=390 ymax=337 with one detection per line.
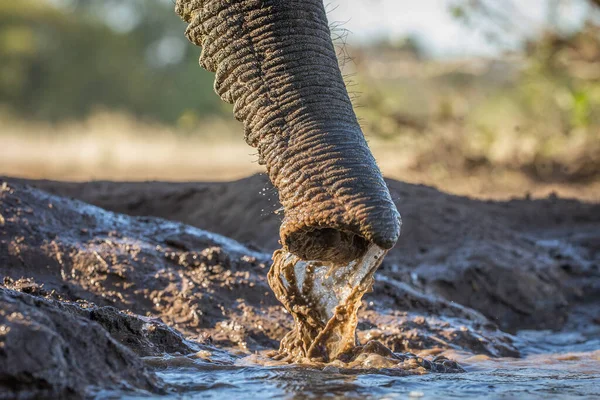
xmin=473 ymin=25 xmax=600 ymax=180
xmin=352 ymin=22 xmax=600 ymax=182
xmin=0 ymin=0 xmax=226 ymax=126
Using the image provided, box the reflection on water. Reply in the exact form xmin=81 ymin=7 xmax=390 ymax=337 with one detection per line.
xmin=120 ymin=359 xmax=600 ymax=399
xmin=105 ymin=329 xmax=599 ymax=400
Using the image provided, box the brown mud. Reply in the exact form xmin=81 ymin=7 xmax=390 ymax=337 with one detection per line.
xmin=268 ymin=246 xmax=388 ymax=363
xmin=266 ymin=246 xmax=464 ymax=372
xmin=1 ymin=175 xmax=599 ymax=397
xmin=0 ymin=286 xmax=170 ymax=398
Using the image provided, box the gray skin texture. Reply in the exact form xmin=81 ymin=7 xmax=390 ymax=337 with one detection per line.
xmin=176 ymin=0 xmax=401 ymax=264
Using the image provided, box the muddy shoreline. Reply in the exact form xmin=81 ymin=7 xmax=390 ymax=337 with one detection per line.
xmin=1 ymin=175 xmax=598 ymax=397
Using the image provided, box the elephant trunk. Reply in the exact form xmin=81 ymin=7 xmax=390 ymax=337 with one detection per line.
xmin=176 ymin=0 xmax=401 ymax=264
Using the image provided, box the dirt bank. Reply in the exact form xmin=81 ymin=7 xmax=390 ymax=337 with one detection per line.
xmin=0 ymin=285 xmax=176 ymax=398
xmin=11 ymin=174 xmax=600 ymax=331
xmin=1 ymin=176 xmax=598 ymax=396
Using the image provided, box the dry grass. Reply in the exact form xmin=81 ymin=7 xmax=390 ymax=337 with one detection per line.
xmin=1 ymin=112 xmax=262 ymax=181
xmin=2 ymin=112 xmax=598 ymax=202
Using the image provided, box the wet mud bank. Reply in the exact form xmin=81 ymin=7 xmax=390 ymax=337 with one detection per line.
xmin=1 ymin=176 xmax=599 ymax=397
xmin=0 ymin=287 xmax=165 ymax=398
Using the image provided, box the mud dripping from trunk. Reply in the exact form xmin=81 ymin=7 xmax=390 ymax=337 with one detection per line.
xmin=269 ymin=245 xmax=387 ymax=363
xmin=267 ymin=246 xmax=463 ymax=373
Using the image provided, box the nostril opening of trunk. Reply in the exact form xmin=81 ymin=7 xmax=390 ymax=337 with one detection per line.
xmin=284 ymin=228 xmax=370 ymax=265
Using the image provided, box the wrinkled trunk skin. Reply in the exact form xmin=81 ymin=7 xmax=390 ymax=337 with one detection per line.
xmin=176 ymin=0 xmax=400 ymax=263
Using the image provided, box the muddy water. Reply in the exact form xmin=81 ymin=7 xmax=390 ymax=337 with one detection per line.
xmin=106 ymin=329 xmax=600 ymax=399
xmin=107 ymin=248 xmax=599 ymax=399
xmin=106 ymin=248 xmax=599 ymax=399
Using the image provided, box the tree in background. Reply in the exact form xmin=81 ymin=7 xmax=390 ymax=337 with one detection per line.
xmin=0 ymin=0 xmax=226 ymax=126
xmin=448 ymin=0 xmax=600 ymax=180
